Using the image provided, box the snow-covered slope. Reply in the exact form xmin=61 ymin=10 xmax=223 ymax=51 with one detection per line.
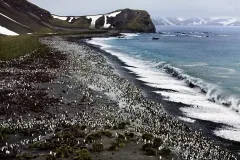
xmin=51 ymin=9 xmax=156 ymax=32
xmin=152 ymin=17 xmax=240 ymax=26
xmin=53 ymin=11 xmax=122 ymax=29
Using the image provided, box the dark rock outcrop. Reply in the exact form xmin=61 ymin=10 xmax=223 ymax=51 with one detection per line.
xmin=103 ymin=9 xmax=156 ymax=33
xmin=95 ymin=16 xmax=105 ymax=29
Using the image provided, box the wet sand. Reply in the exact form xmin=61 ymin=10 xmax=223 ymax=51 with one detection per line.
xmin=0 ymin=34 xmax=238 ymax=160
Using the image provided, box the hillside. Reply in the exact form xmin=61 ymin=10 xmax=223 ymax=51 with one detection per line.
xmin=51 ymin=9 xmax=156 ymax=33
xmin=0 ymin=0 xmax=53 ymax=35
xmin=0 ymin=0 xmax=156 ymax=35
xmin=152 ymin=17 xmax=240 ymax=26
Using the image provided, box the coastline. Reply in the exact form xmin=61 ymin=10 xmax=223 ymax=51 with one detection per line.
xmin=81 ymin=36 xmax=240 ymax=153
xmin=0 ymin=33 xmax=238 ymax=159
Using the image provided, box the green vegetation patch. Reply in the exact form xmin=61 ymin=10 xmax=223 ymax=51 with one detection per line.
xmin=16 ymin=153 xmax=34 ymax=160
xmin=159 ymin=147 xmax=171 ymax=156
xmin=50 ymin=17 xmax=91 ymax=28
xmin=113 ymin=122 xmax=130 ymax=130
xmin=56 ymin=145 xmax=73 ymax=158
xmin=0 ymin=127 xmax=16 ymax=140
xmin=74 ymin=149 xmax=92 ymax=160
xmin=145 ymin=148 xmax=157 ymax=156
xmin=153 ymin=138 xmax=163 ymax=148
xmin=0 ymin=35 xmax=46 ymax=61
xmin=142 ymin=143 xmax=153 ymax=151
xmin=92 ymin=143 xmax=104 ymax=152
xmin=142 ymin=133 xmax=154 ymax=141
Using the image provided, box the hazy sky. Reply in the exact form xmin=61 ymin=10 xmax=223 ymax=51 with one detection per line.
xmin=29 ymin=0 xmax=239 ymax=17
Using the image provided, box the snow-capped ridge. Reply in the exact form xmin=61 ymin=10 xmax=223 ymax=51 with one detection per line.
xmin=152 ymin=17 xmax=240 ymax=26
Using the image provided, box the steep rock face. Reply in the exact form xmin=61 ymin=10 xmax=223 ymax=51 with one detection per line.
xmin=2 ymin=0 xmax=51 ymax=20
xmin=106 ymin=9 xmax=156 ymax=33
xmin=0 ymin=0 xmax=53 ymax=35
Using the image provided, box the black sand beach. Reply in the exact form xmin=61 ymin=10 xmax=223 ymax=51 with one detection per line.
xmin=82 ymin=38 xmax=240 ymax=153
xmin=0 ymin=34 xmax=239 ymax=160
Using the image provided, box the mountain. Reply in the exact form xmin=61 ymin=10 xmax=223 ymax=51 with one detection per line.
xmin=0 ymin=0 xmax=155 ymax=35
xmin=0 ymin=0 xmax=52 ymax=35
xmin=51 ymin=9 xmax=156 ymax=33
xmin=152 ymin=17 xmax=240 ymax=26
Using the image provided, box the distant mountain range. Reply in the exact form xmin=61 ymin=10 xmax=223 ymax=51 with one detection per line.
xmin=152 ymin=17 xmax=240 ymax=26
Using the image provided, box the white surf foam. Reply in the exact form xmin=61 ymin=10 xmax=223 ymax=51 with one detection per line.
xmin=88 ymin=34 xmax=240 ymax=142
xmin=178 ymin=116 xmax=196 ymax=123
xmin=121 ymin=33 xmax=140 ymax=37
xmin=214 ymin=126 xmax=240 ymax=141
xmin=181 ymin=62 xmax=208 ymax=67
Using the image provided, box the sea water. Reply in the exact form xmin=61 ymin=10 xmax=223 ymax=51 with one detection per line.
xmin=89 ymin=26 xmax=240 ymax=142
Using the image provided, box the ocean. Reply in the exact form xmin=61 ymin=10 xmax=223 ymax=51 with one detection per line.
xmin=88 ymin=26 xmax=240 ymax=147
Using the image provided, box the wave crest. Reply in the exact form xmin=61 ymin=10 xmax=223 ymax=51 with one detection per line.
xmin=156 ymin=62 xmax=240 ymax=111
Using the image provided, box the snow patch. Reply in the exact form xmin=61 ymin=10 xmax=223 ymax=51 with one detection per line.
xmin=68 ymin=17 xmax=74 ymax=23
xmin=103 ymin=11 xmax=121 ymax=28
xmin=52 ymin=15 xmax=68 ymax=21
xmin=0 ymin=25 xmax=19 ymax=35
xmin=178 ymin=117 xmax=196 ymax=123
xmin=3 ymin=1 xmax=12 ymax=8
xmin=162 ymin=17 xmax=175 ymax=25
xmin=86 ymin=11 xmax=121 ymax=29
xmin=177 ymin=17 xmax=185 ymax=21
xmin=86 ymin=15 xmax=102 ymax=28
xmin=218 ymin=18 xmax=238 ymax=26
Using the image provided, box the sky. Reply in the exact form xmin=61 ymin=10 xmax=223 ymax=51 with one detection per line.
xmin=29 ymin=0 xmax=240 ymax=17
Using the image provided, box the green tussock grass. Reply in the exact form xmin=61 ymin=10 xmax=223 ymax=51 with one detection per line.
xmin=0 ymin=35 xmax=47 ymax=61
xmin=50 ymin=18 xmax=91 ymax=28
xmin=36 ymin=27 xmax=55 ymax=34
xmin=53 ymin=30 xmax=108 ymax=36
xmin=0 ymin=30 xmax=110 ymax=61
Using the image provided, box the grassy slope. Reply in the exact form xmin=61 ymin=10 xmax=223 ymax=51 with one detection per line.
xmin=0 ymin=30 xmax=108 ymax=61
xmin=50 ymin=17 xmax=91 ymax=28
xmin=0 ymin=35 xmax=47 ymax=61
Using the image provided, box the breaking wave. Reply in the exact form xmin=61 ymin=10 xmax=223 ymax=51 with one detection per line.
xmin=156 ymin=61 xmax=240 ymax=111
xmin=88 ymin=33 xmax=240 ymax=142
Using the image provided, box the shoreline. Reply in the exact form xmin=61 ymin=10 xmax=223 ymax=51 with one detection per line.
xmin=81 ymin=37 xmax=240 ymax=153
xmin=0 ymin=33 xmax=238 ymax=159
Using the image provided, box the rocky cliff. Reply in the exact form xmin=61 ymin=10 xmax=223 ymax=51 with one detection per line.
xmin=93 ymin=9 xmax=156 ymax=33
xmin=108 ymin=9 xmax=156 ymax=33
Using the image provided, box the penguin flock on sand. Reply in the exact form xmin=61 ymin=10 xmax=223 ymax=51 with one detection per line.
xmin=0 ymin=37 xmax=237 ymax=160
